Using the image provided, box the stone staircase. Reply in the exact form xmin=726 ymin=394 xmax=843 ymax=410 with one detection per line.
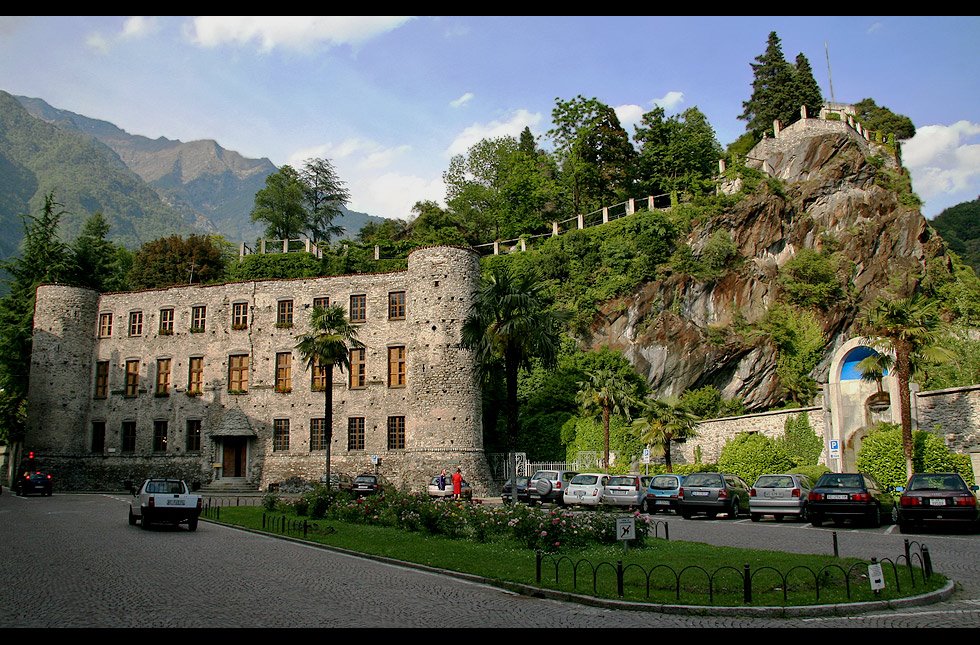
xmin=197 ymin=477 xmax=261 ymax=496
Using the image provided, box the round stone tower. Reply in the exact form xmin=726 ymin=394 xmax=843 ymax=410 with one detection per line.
xmin=27 ymin=284 xmax=100 ymax=454
xmin=403 ymin=246 xmax=490 ymax=492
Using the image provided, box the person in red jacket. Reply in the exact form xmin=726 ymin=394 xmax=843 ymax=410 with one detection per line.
xmin=452 ymin=467 xmax=463 ymax=499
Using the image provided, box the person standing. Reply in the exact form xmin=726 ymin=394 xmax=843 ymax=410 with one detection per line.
xmin=438 ymin=469 xmax=447 ymax=492
xmin=452 ymin=467 xmax=463 ymax=499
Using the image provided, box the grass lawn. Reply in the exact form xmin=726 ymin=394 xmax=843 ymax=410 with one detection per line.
xmin=208 ymin=505 xmax=945 ymax=607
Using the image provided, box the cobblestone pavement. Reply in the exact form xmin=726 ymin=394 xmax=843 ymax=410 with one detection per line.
xmin=2 ymin=493 xmax=979 ymax=629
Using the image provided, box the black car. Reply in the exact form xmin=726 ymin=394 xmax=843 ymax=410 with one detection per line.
xmin=896 ymin=472 xmax=980 ymax=534
xmin=677 ymin=472 xmax=751 ymax=519
xmin=14 ymin=451 xmax=53 ymax=496
xmin=500 ymin=476 xmax=529 ymax=504
xmin=807 ymin=472 xmax=896 ymax=527
xmin=352 ymin=474 xmax=385 ymax=497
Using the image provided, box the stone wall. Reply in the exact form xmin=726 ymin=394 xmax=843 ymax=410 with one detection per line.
xmin=676 ymin=407 xmax=826 ymax=466
xmin=916 ymin=385 xmax=980 ymax=453
xmin=25 ymin=246 xmax=491 ymax=494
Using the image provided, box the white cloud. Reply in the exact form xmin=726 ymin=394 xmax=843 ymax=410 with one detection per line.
xmin=450 ymin=93 xmax=474 ymax=108
xmin=615 ymin=104 xmax=645 ymax=135
xmin=353 ymin=172 xmax=445 ymax=220
xmin=120 ymin=16 xmax=159 ymax=39
xmin=445 ymin=109 xmax=543 ymax=157
xmin=85 ymin=32 xmax=111 ymax=54
xmin=187 ymin=16 xmax=414 ymax=52
xmin=903 ymin=121 xmax=980 ymax=216
xmin=867 ymin=21 xmax=883 ymax=34
xmin=653 ymin=91 xmax=684 ymax=110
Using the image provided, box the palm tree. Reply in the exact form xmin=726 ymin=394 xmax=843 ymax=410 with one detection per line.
xmin=856 ymin=350 xmax=894 ymax=395
xmin=859 ymin=292 xmax=953 ymax=479
xmin=575 ymin=367 xmax=637 ymax=470
xmin=460 ymin=264 xmax=568 ymax=500
xmin=296 ymin=304 xmax=364 ymax=482
xmin=632 ymin=398 xmax=699 ymax=473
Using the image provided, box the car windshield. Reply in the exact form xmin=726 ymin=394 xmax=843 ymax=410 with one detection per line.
xmin=755 ymin=475 xmax=795 ymax=488
xmin=683 ymin=473 xmax=723 ymax=487
xmin=571 ymin=474 xmax=599 ymax=485
xmin=650 ymin=475 xmax=680 ymax=490
xmin=608 ymin=476 xmax=638 ymax=487
xmin=146 ymin=481 xmax=183 ymax=494
xmin=908 ymin=475 xmax=967 ymax=491
xmin=818 ymin=474 xmax=863 ymax=488
xmin=354 ymin=476 xmax=376 ymax=484
xmin=531 ymin=471 xmax=557 ymax=480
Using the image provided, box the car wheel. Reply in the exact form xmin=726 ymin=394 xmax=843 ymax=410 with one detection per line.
xmin=810 ymin=513 xmax=822 ymax=527
xmin=187 ymin=517 xmax=198 ymax=532
xmin=890 ymin=506 xmax=899 ymax=525
xmin=898 ymin=521 xmax=913 ymax=534
xmin=707 ymin=511 xmax=718 ymax=519
xmin=728 ymin=500 xmax=740 ymax=520
xmin=140 ymin=510 xmax=152 ymax=530
xmin=681 ymin=511 xmax=692 ymax=520
xmin=774 ymin=514 xmax=784 ymax=522
xmin=128 ymin=507 xmax=137 ymax=526
xmin=750 ymin=513 xmax=761 ymax=522
xmin=867 ymin=505 xmax=882 ymax=528
xmin=799 ymin=505 xmax=809 ymax=522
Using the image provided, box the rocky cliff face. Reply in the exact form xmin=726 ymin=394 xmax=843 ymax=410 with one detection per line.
xmin=586 ymin=119 xmax=946 ymax=409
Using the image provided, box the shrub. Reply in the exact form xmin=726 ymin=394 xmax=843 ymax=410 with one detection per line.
xmin=855 ymin=422 xmax=974 ymax=490
xmin=262 ymin=492 xmax=280 ymax=512
xmin=718 ymin=433 xmax=795 ymax=484
xmin=778 ymin=412 xmax=823 ymax=467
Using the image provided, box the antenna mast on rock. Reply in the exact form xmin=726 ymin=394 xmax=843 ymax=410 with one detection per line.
xmin=825 ymin=41 xmax=836 ymax=104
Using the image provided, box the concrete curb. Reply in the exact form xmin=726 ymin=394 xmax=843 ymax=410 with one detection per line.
xmin=204 ymin=516 xmax=955 ymax=617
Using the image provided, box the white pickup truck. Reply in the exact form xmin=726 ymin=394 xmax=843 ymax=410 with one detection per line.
xmin=129 ymin=478 xmax=202 ymax=531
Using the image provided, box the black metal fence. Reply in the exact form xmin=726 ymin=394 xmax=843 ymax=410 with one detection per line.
xmin=535 ymin=538 xmax=934 ymax=605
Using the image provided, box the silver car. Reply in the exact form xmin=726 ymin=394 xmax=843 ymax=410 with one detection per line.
xmin=600 ymin=474 xmax=646 ymax=509
xmin=749 ymin=473 xmax=813 ymax=522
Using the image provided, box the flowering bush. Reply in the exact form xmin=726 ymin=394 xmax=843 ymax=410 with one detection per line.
xmin=292 ymin=486 xmax=659 ymax=551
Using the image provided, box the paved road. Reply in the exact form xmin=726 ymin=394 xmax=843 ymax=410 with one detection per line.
xmin=2 ymin=492 xmax=979 ymax=629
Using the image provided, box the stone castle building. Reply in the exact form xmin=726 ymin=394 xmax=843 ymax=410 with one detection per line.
xmin=24 ymin=245 xmax=493 ymax=494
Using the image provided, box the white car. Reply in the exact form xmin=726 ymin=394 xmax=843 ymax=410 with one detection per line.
xmin=129 ymin=477 xmax=202 ymax=531
xmin=563 ymin=473 xmax=611 ymax=507
xmin=601 ymin=474 xmax=647 ymax=509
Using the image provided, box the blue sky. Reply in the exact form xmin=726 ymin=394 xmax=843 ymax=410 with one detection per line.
xmin=1 ymin=16 xmax=977 ymax=222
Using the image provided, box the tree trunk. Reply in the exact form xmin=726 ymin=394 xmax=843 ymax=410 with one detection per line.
xmin=505 ymin=351 xmax=520 ymax=504
xmin=664 ymin=441 xmax=673 ymax=473
xmin=324 ymin=364 xmax=334 ymax=482
xmin=895 ymin=344 xmax=914 ymax=479
xmin=603 ymin=405 xmax=610 ymax=470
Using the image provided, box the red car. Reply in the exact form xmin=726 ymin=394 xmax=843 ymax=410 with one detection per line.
xmin=896 ymin=473 xmax=980 ymax=534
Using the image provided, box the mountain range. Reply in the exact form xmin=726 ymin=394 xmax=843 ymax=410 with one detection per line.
xmin=0 ymin=90 xmax=384 ymax=262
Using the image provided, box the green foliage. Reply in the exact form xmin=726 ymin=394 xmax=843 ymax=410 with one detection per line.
xmin=300 ymin=157 xmax=350 ymax=245
xmin=777 ymin=412 xmax=823 ymax=467
xmin=757 ymin=303 xmax=825 ymax=405
xmin=226 ymin=251 xmax=323 ymax=281
xmin=677 ymin=385 xmax=744 ymax=420
xmin=791 ymin=463 xmax=832 ymax=482
xmin=739 ymin=32 xmax=823 ymax=139
xmin=633 ymin=106 xmax=723 ymax=199
xmin=931 ymin=197 xmax=980 ymax=277
xmin=127 ymin=234 xmax=228 ymax=289
xmin=250 ymin=165 xmax=308 ymax=240
xmin=777 ymin=248 xmax=847 ymax=310
xmin=853 ymin=98 xmax=916 ymax=141
xmin=872 ymin=166 xmax=922 ymax=208
xmin=718 ymin=432 xmax=796 ymax=484
xmin=561 ymin=415 xmax=642 ymax=470
xmin=856 ymin=423 xmax=974 ymax=490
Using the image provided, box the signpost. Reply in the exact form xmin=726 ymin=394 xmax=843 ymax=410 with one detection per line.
xmin=829 ymin=439 xmax=840 ymax=460
xmin=616 ymin=517 xmax=636 ymax=553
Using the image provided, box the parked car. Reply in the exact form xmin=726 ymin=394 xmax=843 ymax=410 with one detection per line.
xmin=352 ymin=474 xmax=386 ymax=498
xmin=500 ymin=476 xmax=530 ymax=504
xmin=749 ymin=473 xmax=813 ymax=522
xmin=14 ymin=451 xmax=53 ymax=497
xmin=896 ymin=472 xmax=980 ymax=534
xmin=528 ymin=469 xmax=579 ymax=505
xmin=327 ymin=472 xmax=354 ymax=492
xmin=807 ymin=472 xmax=896 ymax=527
xmin=600 ymin=474 xmax=647 ymax=509
xmin=427 ymin=475 xmax=473 ymax=500
xmin=564 ymin=472 xmax=611 ymax=507
xmin=644 ymin=473 xmax=685 ymax=514
xmin=677 ymin=472 xmax=751 ymax=519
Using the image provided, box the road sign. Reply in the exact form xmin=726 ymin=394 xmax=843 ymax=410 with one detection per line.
xmin=829 ymin=439 xmax=840 ymax=458
xmin=370 ymin=455 xmax=379 ymax=465
xmin=616 ymin=517 xmax=636 ymax=541
xmin=642 ymin=448 xmax=651 ymax=464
